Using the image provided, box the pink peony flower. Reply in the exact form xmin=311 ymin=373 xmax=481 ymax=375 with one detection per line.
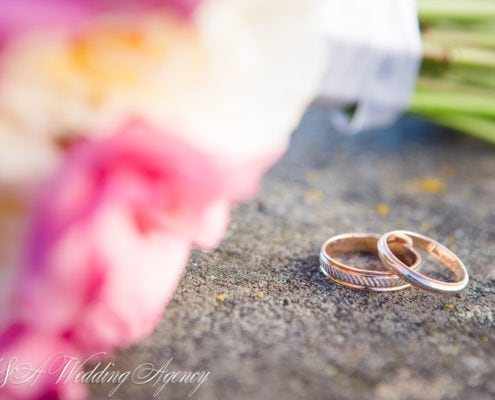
xmin=11 ymin=120 xmax=278 ymax=354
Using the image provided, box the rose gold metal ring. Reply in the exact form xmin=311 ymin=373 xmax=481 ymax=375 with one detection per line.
xmin=378 ymin=230 xmax=469 ymax=295
xmin=320 ymin=233 xmax=421 ymax=292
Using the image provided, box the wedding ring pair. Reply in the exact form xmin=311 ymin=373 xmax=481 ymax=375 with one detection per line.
xmin=319 ymin=231 xmax=469 ymax=295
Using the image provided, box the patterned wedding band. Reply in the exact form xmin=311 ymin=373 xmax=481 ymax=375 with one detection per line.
xmin=378 ymin=230 xmax=469 ymax=295
xmin=320 ymin=233 xmax=422 ymax=292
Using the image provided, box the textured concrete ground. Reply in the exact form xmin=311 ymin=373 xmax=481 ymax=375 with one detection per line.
xmin=91 ymin=105 xmax=495 ymax=400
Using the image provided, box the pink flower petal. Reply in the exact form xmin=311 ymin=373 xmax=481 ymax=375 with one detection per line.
xmin=12 ymin=120 xmax=275 ymax=357
xmin=0 ymin=325 xmax=87 ymax=400
xmin=0 ymin=0 xmax=202 ymax=46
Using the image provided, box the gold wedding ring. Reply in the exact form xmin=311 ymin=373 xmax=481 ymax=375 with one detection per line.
xmin=378 ymin=230 xmax=469 ymax=295
xmin=320 ymin=233 xmax=421 ymax=292
xmin=320 ymin=230 xmax=469 ymax=295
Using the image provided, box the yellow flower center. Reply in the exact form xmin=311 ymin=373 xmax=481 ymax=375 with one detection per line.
xmin=43 ymin=14 xmax=201 ymax=106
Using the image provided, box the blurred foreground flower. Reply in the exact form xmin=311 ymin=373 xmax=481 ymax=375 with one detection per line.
xmin=412 ymin=0 xmax=495 ymax=144
xmin=0 ymin=0 xmax=326 ymax=398
xmin=17 ymin=122 xmax=274 ymax=353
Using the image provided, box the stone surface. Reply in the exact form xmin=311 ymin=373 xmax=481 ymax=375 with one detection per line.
xmin=91 ymin=106 xmax=495 ymax=400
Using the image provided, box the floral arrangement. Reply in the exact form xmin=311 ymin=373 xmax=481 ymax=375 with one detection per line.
xmin=0 ymin=1 xmax=325 ymax=398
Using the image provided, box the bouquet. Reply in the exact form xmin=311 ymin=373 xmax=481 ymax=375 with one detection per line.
xmin=0 ymin=1 xmax=325 ymax=398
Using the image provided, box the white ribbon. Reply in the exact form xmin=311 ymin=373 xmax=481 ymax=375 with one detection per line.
xmin=317 ymin=0 xmax=422 ymax=133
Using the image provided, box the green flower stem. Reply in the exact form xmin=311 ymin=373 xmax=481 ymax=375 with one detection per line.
xmin=411 ymin=82 xmax=495 ymax=119
xmin=412 ymin=0 xmax=495 ymax=144
xmin=422 ymin=41 xmax=495 ymax=69
xmin=415 ymin=113 xmax=495 ymax=145
xmin=418 ymin=0 xmax=495 ymax=22
xmin=422 ymin=28 xmax=495 ymax=50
